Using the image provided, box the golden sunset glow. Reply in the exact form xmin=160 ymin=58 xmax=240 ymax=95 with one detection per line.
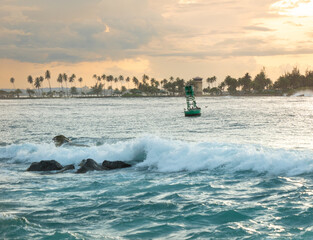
xmin=178 ymin=0 xmax=198 ymax=4
xmin=0 ymin=0 xmax=313 ymax=89
xmin=271 ymin=0 xmax=313 ymax=16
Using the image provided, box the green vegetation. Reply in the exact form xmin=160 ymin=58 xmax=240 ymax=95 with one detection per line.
xmin=2 ymin=67 xmax=313 ymax=99
xmin=215 ymin=67 xmax=313 ymax=96
xmin=10 ymin=77 xmax=15 ymax=89
xmin=26 ymin=88 xmax=35 ymax=98
xmin=45 ymin=70 xmax=51 ymax=93
xmin=274 ymin=68 xmax=313 ymax=92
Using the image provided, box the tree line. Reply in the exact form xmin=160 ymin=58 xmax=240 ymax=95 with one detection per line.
xmin=4 ymin=67 xmax=313 ymax=98
xmin=6 ymin=71 xmax=190 ymax=97
xmin=204 ymin=67 xmax=313 ymax=95
xmin=87 ymin=74 xmax=188 ymax=97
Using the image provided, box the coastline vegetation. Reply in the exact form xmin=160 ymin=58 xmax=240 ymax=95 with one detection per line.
xmin=1 ymin=67 xmax=313 ymax=99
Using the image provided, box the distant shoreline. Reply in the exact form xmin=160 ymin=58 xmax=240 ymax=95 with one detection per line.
xmin=0 ymin=94 xmax=287 ymax=100
xmin=1 ymin=87 xmax=312 ymax=100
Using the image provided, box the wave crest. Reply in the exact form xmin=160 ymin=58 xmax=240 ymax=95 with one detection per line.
xmin=1 ymin=136 xmax=312 ymax=176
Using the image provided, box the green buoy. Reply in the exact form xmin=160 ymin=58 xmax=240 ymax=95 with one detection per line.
xmin=184 ymin=85 xmax=201 ymax=117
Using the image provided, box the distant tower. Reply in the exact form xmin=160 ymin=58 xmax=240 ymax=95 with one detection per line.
xmin=192 ymin=77 xmax=203 ymax=96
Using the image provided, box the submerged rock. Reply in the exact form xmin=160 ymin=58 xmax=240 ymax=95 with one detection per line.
xmin=76 ymin=159 xmax=103 ymax=173
xmin=27 ymin=161 xmax=74 ymax=173
xmin=27 ymin=159 xmax=131 ymax=174
xmin=102 ymin=160 xmax=131 ymax=170
xmin=27 ymin=160 xmax=63 ymax=171
xmin=53 ymin=135 xmax=89 ymax=147
xmin=76 ymin=159 xmax=132 ymax=173
xmin=53 ymin=135 xmax=70 ymax=147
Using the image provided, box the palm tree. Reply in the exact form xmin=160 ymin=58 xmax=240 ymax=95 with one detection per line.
xmin=91 ymin=83 xmax=104 ymax=96
xmin=132 ymin=76 xmax=139 ymax=88
xmin=218 ymin=81 xmax=226 ymax=92
xmin=27 ymin=75 xmax=33 ymax=90
xmin=206 ymin=76 xmax=216 ymax=88
xmin=161 ymin=79 xmax=168 ymax=89
xmin=289 ymin=67 xmax=304 ymax=89
xmin=34 ymin=77 xmax=41 ymax=96
xmin=106 ymin=75 xmax=111 ymax=87
xmin=106 ymin=75 xmax=113 ymax=95
xmin=155 ymin=80 xmax=160 ymax=89
xmin=253 ymin=69 xmax=272 ymax=93
xmin=68 ymin=74 xmax=76 ymax=96
xmin=176 ymin=78 xmax=185 ymax=95
xmin=69 ymin=74 xmax=76 ymax=87
xmin=10 ymin=77 xmax=15 ymax=89
xmin=101 ymin=74 xmax=106 ymax=91
xmin=118 ymin=75 xmax=124 ymax=90
xmin=142 ymin=74 xmax=149 ymax=85
xmin=224 ymin=75 xmax=238 ymax=94
xmin=114 ymin=77 xmax=118 ymax=90
xmin=95 ymin=76 xmax=102 ymax=95
xmin=238 ymin=73 xmax=252 ymax=93
xmin=63 ymin=73 xmax=68 ymax=96
xmin=305 ymin=70 xmax=313 ymax=87
xmin=78 ymin=77 xmax=83 ymax=94
xmin=126 ymin=77 xmax=130 ymax=89
xmin=39 ymin=76 xmax=44 ymax=95
xmin=45 ymin=70 xmax=52 ymax=93
xmin=57 ymin=73 xmax=63 ymax=96
xmin=93 ymin=74 xmax=98 ymax=85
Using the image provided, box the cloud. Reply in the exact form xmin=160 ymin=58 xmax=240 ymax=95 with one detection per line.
xmin=0 ymin=0 xmax=312 ymax=64
xmin=244 ymin=25 xmax=275 ymax=31
xmin=271 ymin=0 xmax=311 ymax=10
xmin=284 ymin=21 xmax=303 ymax=26
xmin=270 ymin=0 xmax=313 ymax=16
xmin=178 ymin=0 xmax=198 ymax=4
xmin=0 ymin=0 xmax=166 ymax=62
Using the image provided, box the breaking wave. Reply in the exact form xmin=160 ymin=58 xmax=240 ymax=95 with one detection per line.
xmin=1 ymin=136 xmax=313 ymax=176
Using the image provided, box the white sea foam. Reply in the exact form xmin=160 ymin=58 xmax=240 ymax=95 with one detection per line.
xmin=0 ymin=213 xmax=16 ymax=220
xmin=1 ymin=136 xmax=313 ymax=175
xmin=136 ymin=137 xmax=313 ymax=175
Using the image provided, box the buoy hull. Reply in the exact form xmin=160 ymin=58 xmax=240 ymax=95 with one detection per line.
xmin=184 ymin=108 xmax=201 ymax=117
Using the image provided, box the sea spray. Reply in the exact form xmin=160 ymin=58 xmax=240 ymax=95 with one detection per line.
xmin=136 ymin=137 xmax=313 ymax=175
xmin=291 ymin=90 xmax=313 ymax=97
xmin=2 ymin=136 xmax=313 ymax=176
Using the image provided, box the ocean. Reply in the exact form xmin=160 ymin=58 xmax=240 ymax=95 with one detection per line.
xmin=0 ymin=96 xmax=313 ymax=239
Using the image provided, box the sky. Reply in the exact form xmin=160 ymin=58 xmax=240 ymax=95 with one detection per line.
xmin=1 ymin=0 xmax=313 ymax=89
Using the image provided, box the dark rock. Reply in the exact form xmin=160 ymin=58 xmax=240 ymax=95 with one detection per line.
xmin=53 ymin=135 xmax=89 ymax=147
xmin=76 ymin=159 xmax=131 ymax=173
xmin=53 ymin=135 xmax=70 ymax=147
xmin=78 ymin=159 xmax=87 ymax=167
xmin=27 ymin=160 xmax=63 ymax=171
xmin=76 ymin=159 xmax=103 ymax=173
xmin=57 ymin=164 xmax=75 ymax=173
xmin=102 ymin=160 xmax=131 ymax=170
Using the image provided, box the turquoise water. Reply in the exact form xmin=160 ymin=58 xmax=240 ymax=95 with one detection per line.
xmin=1 ymin=97 xmax=313 ymax=239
